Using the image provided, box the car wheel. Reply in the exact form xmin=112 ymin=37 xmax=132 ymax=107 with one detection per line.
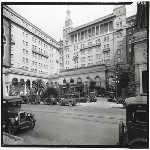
xmin=7 ymin=123 xmax=16 ymax=135
xmin=29 ymin=118 xmax=35 ymax=129
xmin=119 ymin=121 xmax=124 ymax=145
xmin=50 ymin=101 xmax=53 ymax=105
xmin=59 ymin=101 xmax=62 ymax=106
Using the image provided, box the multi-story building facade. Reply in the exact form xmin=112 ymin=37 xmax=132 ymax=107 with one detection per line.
xmin=3 ymin=5 xmax=60 ymax=96
xmin=131 ymin=2 xmax=148 ymax=94
xmin=126 ymin=15 xmax=136 ymax=64
xmin=58 ymin=5 xmax=131 ymax=93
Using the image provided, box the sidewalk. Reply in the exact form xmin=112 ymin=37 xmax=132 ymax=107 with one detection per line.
xmin=78 ymin=97 xmax=124 ymax=108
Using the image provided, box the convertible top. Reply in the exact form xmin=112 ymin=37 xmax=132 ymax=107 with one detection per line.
xmin=3 ymin=96 xmax=23 ymax=102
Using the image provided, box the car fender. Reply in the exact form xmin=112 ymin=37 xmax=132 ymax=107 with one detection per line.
xmin=128 ymin=137 xmax=147 ymax=146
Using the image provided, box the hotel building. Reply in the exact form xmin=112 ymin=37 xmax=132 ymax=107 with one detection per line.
xmin=3 ymin=5 xmax=60 ymax=96
xmin=58 ymin=5 xmax=131 ymax=93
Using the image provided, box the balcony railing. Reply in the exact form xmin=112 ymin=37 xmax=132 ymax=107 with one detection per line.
xmin=80 ymin=42 xmax=101 ymax=51
xmin=103 ymin=48 xmax=110 ymax=52
xmin=32 ymin=48 xmax=49 ymax=58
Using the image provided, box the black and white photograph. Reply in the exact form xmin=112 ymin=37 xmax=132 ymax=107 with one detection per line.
xmin=2 ymin=1 xmax=148 ymax=148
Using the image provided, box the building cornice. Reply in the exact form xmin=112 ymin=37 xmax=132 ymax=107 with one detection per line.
xmin=3 ymin=68 xmax=51 ymax=79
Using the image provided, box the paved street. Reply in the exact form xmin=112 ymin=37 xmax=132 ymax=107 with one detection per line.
xmin=16 ymin=97 xmax=126 ymax=146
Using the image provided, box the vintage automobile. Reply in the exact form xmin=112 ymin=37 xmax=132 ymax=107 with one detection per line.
xmin=116 ymin=95 xmax=126 ymax=104
xmin=107 ymin=92 xmax=115 ymax=102
xmin=45 ymin=97 xmax=58 ymax=105
xmin=59 ymin=94 xmax=78 ymax=106
xmin=119 ymin=94 xmax=148 ymax=148
xmin=26 ymin=94 xmax=40 ymax=104
xmin=3 ymin=96 xmax=36 ymax=135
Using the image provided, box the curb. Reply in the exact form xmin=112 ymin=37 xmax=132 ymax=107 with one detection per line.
xmin=3 ymin=132 xmax=25 ymax=145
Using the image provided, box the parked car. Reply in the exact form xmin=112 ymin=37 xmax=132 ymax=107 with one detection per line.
xmin=3 ymin=96 xmax=36 ymax=135
xmin=26 ymin=94 xmax=40 ymax=104
xmin=89 ymin=92 xmax=97 ymax=102
xmin=59 ymin=94 xmax=78 ymax=106
xmin=76 ymin=95 xmax=91 ymax=103
xmin=45 ymin=97 xmax=58 ymax=105
xmin=116 ymin=95 xmax=126 ymax=104
xmin=107 ymin=92 xmax=115 ymax=102
xmin=118 ymin=94 xmax=148 ymax=148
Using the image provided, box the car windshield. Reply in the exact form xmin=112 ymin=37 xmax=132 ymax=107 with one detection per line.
xmin=7 ymin=101 xmax=21 ymax=108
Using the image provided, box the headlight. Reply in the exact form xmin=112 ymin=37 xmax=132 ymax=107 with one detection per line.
xmin=15 ymin=116 xmax=18 ymax=121
xmin=27 ymin=113 xmax=30 ymax=116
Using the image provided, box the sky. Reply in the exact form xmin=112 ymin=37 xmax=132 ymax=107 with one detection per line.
xmin=7 ymin=2 xmax=137 ymax=42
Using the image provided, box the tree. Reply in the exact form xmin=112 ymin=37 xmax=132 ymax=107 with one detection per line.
xmin=41 ymin=87 xmax=59 ymax=98
xmin=32 ymin=79 xmax=46 ymax=95
xmin=113 ymin=65 xmax=139 ymax=97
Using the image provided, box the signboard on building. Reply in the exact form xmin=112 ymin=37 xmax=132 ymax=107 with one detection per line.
xmin=3 ymin=17 xmax=11 ymax=68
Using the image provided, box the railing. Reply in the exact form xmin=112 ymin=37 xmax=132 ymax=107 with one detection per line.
xmin=80 ymin=42 xmax=101 ymax=51
xmin=32 ymin=48 xmax=49 ymax=58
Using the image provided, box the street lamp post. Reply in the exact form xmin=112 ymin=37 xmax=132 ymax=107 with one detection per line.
xmin=115 ymin=75 xmax=119 ymax=101
xmin=86 ymin=79 xmax=87 ymax=101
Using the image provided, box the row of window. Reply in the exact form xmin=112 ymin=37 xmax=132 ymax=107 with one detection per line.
xmin=32 ymin=52 xmax=48 ymax=62
xmin=23 ymin=57 xmax=29 ymax=64
xmin=70 ymin=21 xmax=113 ymax=43
xmin=23 ymin=49 xmax=28 ymax=56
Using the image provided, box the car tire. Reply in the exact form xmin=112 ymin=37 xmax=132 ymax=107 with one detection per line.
xmin=59 ymin=101 xmax=62 ymax=106
xmin=29 ymin=118 xmax=35 ymax=129
xmin=50 ymin=101 xmax=53 ymax=105
xmin=119 ymin=121 xmax=124 ymax=145
xmin=7 ymin=123 xmax=16 ymax=135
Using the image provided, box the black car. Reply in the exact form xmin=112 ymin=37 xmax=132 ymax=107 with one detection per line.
xmin=3 ymin=96 xmax=36 ymax=135
xmin=118 ymin=94 xmax=148 ymax=148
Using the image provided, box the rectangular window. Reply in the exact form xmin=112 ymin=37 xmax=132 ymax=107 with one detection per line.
xmin=26 ymin=33 xmax=28 ymax=38
xmin=96 ymin=26 xmax=99 ymax=35
xmin=117 ymin=57 xmax=120 ymax=63
xmin=26 ymin=42 xmax=28 ymax=47
xmin=23 ymin=49 xmax=25 ymax=55
xmin=85 ymin=30 xmax=87 ymax=39
xmin=100 ymin=24 xmax=104 ymax=34
xmin=26 ymin=58 xmax=28 ymax=64
xmin=11 ymin=54 xmax=13 ymax=59
xmin=23 ymin=40 xmax=25 ymax=46
xmin=109 ymin=21 xmax=113 ymax=32
xmin=117 ymin=49 xmax=121 ymax=55
xmin=81 ymin=31 xmax=84 ymax=41
xmin=88 ymin=28 xmax=91 ymax=38
xmin=26 ymin=50 xmax=28 ymax=55
xmin=104 ymin=23 xmax=108 ymax=33
xmin=92 ymin=27 xmax=95 ymax=37
xmin=78 ymin=33 xmax=80 ymax=42
xmin=74 ymin=34 xmax=77 ymax=43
